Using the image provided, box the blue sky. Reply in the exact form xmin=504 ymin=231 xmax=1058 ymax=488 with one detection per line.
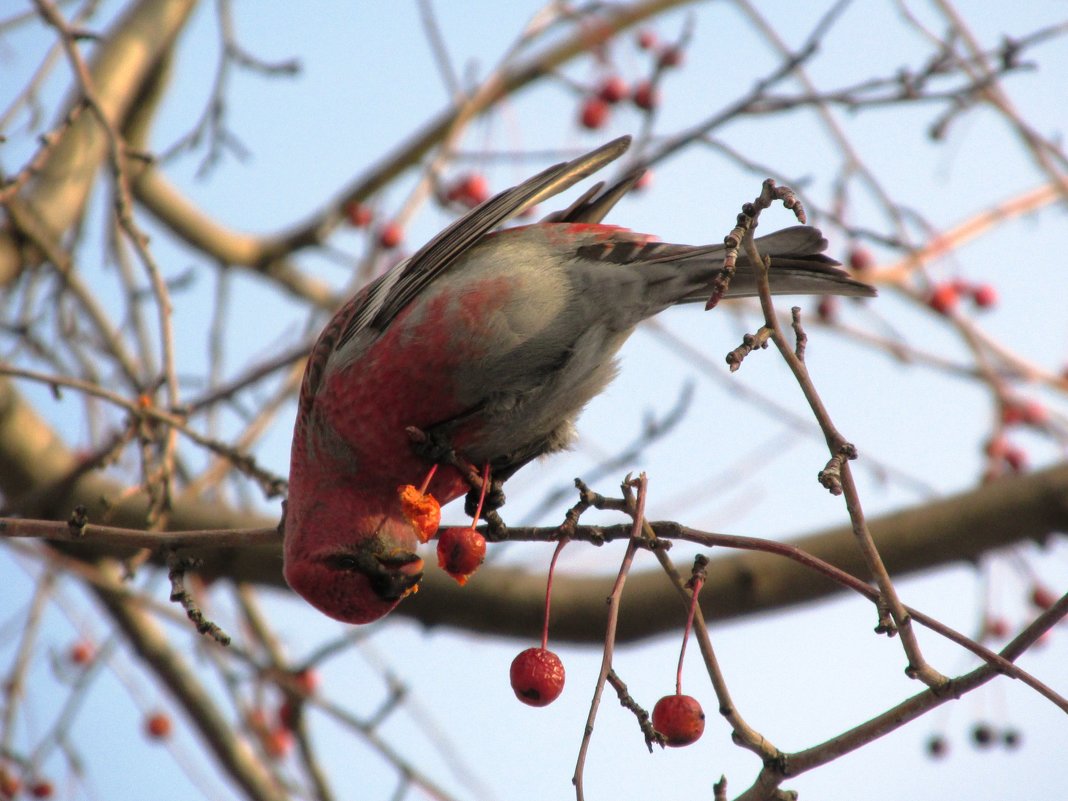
xmin=2 ymin=2 xmax=1066 ymax=800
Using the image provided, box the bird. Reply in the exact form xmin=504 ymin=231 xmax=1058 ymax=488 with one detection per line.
xmin=283 ymin=136 xmax=875 ymax=624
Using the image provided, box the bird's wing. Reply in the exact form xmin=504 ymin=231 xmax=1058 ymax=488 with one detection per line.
xmin=333 ymin=136 xmax=632 ymax=352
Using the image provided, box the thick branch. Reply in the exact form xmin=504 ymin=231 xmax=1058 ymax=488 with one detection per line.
xmin=1 ymin=378 xmax=1065 ymax=642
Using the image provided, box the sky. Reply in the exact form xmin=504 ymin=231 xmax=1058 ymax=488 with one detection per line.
xmin=1 ymin=2 xmax=1067 ymax=800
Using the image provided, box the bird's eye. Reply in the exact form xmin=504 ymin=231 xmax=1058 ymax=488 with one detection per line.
xmin=326 ymin=554 xmax=361 ymax=571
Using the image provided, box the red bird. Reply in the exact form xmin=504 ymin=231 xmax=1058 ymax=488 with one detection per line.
xmin=283 ymin=137 xmax=874 ymax=624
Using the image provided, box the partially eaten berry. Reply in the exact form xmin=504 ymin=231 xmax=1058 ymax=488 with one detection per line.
xmin=509 ymin=647 xmax=565 ymax=707
xmin=437 ymin=527 xmax=486 ymax=585
xmin=397 ymin=484 xmax=441 ymax=543
xmin=652 ymin=694 xmax=705 ymax=747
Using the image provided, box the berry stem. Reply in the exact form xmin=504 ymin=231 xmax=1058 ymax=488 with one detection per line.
xmin=418 ymin=463 xmax=438 ymax=495
xmin=675 ymin=574 xmax=705 ymax=696
xmin=469 ymin=462 xmax=491 ymax=528
xmin=542 ymin=538 xmax=569 ymax=650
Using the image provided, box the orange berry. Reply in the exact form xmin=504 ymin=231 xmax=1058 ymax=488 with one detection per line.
xmin=263 ymin=727 xmax=293 ymax=759
xmin=509 ymin=647 xmax=565 ymax=707
xmin=397 ymin=484 xmax=441 ymax=543
xmin=436 ymin=527 xmax=486 ymax=585
xmin=652 ymin=694 xmax=705 ymax=747
xmin=927 ymin=283 xmax=959 ymax=315
xmin=68 ymin=640 xmax=94 ymax=666
xmin=378 ymin=222 xmax=403 ymax=250
xmin=145 ymin=711 xmax=173 ymax=740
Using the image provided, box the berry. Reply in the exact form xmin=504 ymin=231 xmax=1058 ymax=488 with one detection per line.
xmin=29 ymin=780 xmax=53 ymax=799
xmin=68 ymin=640 xmax=94 ymax=666
xmin=652 ymin=694 xmax=705 ymax=747
xmin=596 ymin=75 xmax=628 ymax=104
xmin=636 ymin=29 xmax=658 ymax=50
xmin=579 ymin=96 xmax=610 ymax=130
xmin=972 ymin=722 xmax=995 ymax=748
xmin=926 ymin=734 xmax=949 ymax=759
xmin=263 ymin=727 xmax=293 ymax=759
xmin=848 ymin=247 xmax=874 ymax=271
xmin=1002 ymin=728 xmax=1022 ymax=749
xmin=293 ymin=668 xmax=319 ymax=696
xmin=0 ymin=767 xmax=21 ymax=800
xmin=1030 ymin=584 xmax=1057 ymax=610
xmin=1003 ymin=445 xmax=1027 ymax=473
xmin=1020 ymin=400 xmax=1049 ymax=426
xmin=817 ymin=296 xmax=838 ymax=323
xmin=657 ymin=46 xmax=683 ymax=68
xmin=344 ymin=201 xmax=373 ymax=228
xmin=509 ymin=647 xmax=565 ymax=707
xmin=398 ymin=484 xmax=441 ymax=543
xmin=927 ymin=283 xmax=959 ymax=315
xmin=983 ymin=617 xmax=1010 ymax=639
xmin=632 ymin=80 xmax=658 ymax=111
xmin=145 ymin=711 xmax=173 ymax=740
xmin=972 ymin=283 xmax=997 ymax=308
xmin=445 ymin=174 xmax=490 ymax=208
xmin=436 ymin=527 xmax=486 ymax=585
xmin=378 ymin=222 xmax=403 ymax=250
xmin=278 ymin=699 xmax=298 ymax=730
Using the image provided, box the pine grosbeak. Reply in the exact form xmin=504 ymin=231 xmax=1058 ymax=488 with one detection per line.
xmin=284 ymin=136 xmax=874 ymax=624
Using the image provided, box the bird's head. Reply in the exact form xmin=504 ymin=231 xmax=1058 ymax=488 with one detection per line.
xmin=282 ymin=497 xmax=425 ymax=624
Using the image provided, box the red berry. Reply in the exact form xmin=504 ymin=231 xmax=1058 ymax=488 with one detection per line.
xmin=596 ymin=75 xmax=628 ymax=104
xmin=1003 ymin=445 xmax=1027 ymax=473
xmin=652 ymin=694 xmax=705 ymax=747
xmin=277 ymin=699 xmax=297 ymax=730
xmin=632 ymin=80 xmax=658 ymax=111
xmin=509 ymin=647 xmax=565 ymax=707
xmin=817 ymin=296 xmax=838 ymax=323
xmin=636 ymin=29 xmax=658 ymax=50
xmin=983 ymin=436 xmax=1008 ymax=459
xmin=927 ymin=283 xmax=959 ymax=314
xmin=1030 ymin=584 xmax=1057 ymax=610
xmin=437 ymin=527 xmax=486 ymax=585
xmin=145 ymin=711 xmax=173 ymax=740
xmin=984 ymin=617 xmax=1010 ymax=639
xmin=343 ymin=200 xmax=373 ymax=228
xmin=657 ymin=46 xmax=683 ymax=68
xmin=378 ymin=222 xmax=403 ymax=250
xmin=848 ymin=247 xmax=874 ymax=271
xmin=0 ymin=767 xmax=21 ymax=800
xmin=972 ymin=283 xmax=997 ymax=308
xmin=579 ymin=96 xmax=610 ymax=130
xmin=1020 ymin=400 xmax=1048 ymax=426
xmin=68 ymin=640 xmax=94 ymax=666
xmin=29 ymin=780 xmax=53 ymax=799
xmin=263 ymin=727 xmax=293 ymax=759
xmin=445 ymin=174 xmax=490 ymax=208
xmin=293 ymin=668 xmax=319 ymax=696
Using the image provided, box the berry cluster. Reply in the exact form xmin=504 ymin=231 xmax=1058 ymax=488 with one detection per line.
xmin=576 ymin=28 xmax=684 ymax=132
